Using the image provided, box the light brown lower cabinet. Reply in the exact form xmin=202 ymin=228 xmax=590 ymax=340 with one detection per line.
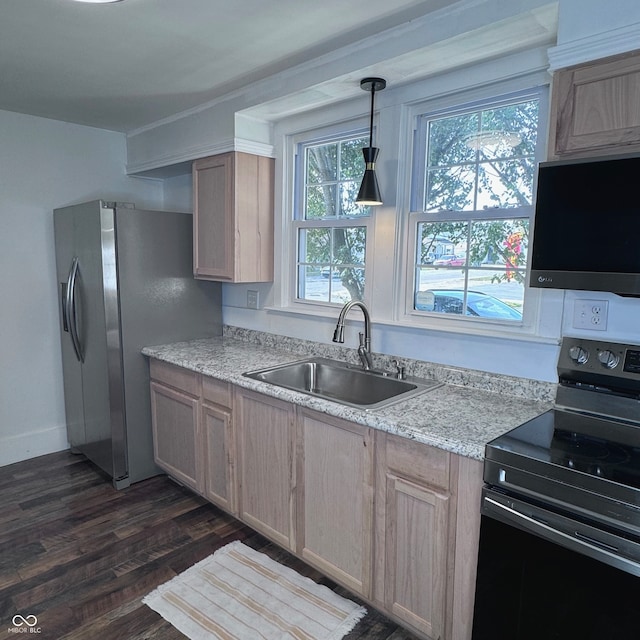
xmin=296 ymin=409 xmax=374 ymax=598
xmin=375 ymin=432 xmax=483 ymax=640
xmin=149 ymin=360 xmax=202 ymax=492
xmin=149 ymin=360 xmax=482 ymax=640
xmin=235 ymin=388 xmax=296 ymax=551
xmin=375 ymin=432 xmax=452 ymax=639
xmin=201 ymin=376 xmax=236 ymax=514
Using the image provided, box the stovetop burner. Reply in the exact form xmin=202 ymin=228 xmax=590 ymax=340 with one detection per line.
xmin=492 ymin=408 xmax=640 ymax=491
xmin=551 ymin=430 xmax=631 ymax=466
xmin=551 ymin=429 xmax=633 ymax=477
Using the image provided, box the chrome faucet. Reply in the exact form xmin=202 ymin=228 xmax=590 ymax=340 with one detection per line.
xmin=332 ymin=301 xmax=374 ymax=371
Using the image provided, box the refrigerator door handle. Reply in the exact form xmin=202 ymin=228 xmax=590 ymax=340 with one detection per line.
xmin=60 ymin=281 xmax=69 ymax=332
xmin=66 ymin=257 xmax=84 ymax=363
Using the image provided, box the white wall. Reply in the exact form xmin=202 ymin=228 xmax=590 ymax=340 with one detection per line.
xmin=557 ymin=0 xmax=640 ymax=46
xmin=0 ymin=109 xmax=164 ymax=467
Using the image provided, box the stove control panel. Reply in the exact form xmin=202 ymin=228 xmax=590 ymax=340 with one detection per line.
xmin=559 ymin=337 xmax=640 ymax=383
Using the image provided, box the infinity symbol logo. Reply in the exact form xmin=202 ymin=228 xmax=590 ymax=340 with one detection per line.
xmin=12 ymin=615 xmax=38 ymax=627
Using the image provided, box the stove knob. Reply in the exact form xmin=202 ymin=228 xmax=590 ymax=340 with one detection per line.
xmin=597 ymin=349 xmax=620 ymax=369
xmin=568 ymin=345 xmax=589 ymax=364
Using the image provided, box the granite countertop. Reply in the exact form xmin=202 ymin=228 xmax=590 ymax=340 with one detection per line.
xmin=142 ymin=331 xmax=554 ymax=461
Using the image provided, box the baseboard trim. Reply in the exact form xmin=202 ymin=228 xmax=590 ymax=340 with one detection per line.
xmin=0 ymin=426 xmax=69 ymax=467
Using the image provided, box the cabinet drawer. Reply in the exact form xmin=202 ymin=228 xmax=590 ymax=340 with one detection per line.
xmin=202 ymin=375 xmax=232 ymax=408
xmin=150 ymin=359 xmax=199 ymax=397
xmin=384 ymin=432 xmax=450 ymax=491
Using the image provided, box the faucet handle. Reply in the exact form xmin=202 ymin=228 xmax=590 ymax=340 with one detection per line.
xmin=392 ymin=359 xmax=406 ymax=380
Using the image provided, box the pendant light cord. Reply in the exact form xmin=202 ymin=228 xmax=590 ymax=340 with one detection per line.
xmin=368 ymin=86 xmax=375 ymax=150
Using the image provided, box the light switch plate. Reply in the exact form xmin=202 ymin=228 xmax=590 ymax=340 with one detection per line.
xmin=247 ymin=290 xmax=259 ymax=310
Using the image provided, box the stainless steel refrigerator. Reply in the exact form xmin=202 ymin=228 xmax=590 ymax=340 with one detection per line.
xmin=54 ymin=200 xmax=222 ymax=488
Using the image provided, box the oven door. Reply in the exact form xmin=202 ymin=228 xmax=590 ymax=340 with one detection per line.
xmin=472 ymin=488 xmax=640 ymax=640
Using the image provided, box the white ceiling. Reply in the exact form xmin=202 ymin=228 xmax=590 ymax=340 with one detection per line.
xmin=0 ymin=0 xmax=558 ymax=133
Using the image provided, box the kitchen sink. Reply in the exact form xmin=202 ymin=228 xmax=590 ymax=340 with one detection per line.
xmin=243 ymin=357 xmax=441 ymax=410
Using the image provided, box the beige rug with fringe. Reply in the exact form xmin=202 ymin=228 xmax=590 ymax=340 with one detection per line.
xmin=143 ymin=541 xmax=367 ymax=640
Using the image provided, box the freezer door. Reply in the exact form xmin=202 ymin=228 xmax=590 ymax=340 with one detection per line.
xmin=54 ymin=202 xmax=128 ymax=484
xmin=54 ymin=209 xmax=85 ymax=450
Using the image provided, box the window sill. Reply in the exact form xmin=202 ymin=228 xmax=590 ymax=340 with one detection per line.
xmin=264 ymin=303 xmax=561 ymax=346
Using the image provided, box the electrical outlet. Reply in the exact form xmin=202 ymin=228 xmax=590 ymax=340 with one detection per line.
xmin=572 ymin=299 xmax=608 ymax=331
xmin=247 ymin=290 xmax=259 ymax=310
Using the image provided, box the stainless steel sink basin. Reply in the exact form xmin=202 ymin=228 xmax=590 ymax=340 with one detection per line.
xmin=243 ymin=357 xmax=441 ymax=410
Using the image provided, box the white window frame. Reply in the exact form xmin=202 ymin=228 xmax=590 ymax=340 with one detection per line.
xmin=287 ymin=122 xmax=374 ymax=312
xmin=402 ymin=86 xmax=549 ymax=335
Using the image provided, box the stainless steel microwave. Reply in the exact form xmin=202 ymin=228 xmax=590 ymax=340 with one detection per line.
xmin=530 ymin=153 xmax=640 ymax=297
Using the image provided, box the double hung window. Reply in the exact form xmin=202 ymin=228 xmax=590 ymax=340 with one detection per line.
xmin=293 ymin=132 xmax=371 ymax=306
xmin=410 ymin=92 xmax=542 ymax=323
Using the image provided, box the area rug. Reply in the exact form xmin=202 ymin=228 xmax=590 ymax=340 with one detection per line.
xmin=143 ymin=541 xmax=367 ymax=640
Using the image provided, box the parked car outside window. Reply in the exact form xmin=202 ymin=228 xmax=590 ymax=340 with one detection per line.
xmin=415 ymin=289 xmax=522 ymax=320
xmin=432 ymin=254 xmax=466 ymax=267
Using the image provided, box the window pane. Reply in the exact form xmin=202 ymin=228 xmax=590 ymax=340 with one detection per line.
xmin=414 ymin=220 xmax=525 ymax=321
xmin=297 ymin=225 xmax=366 ymax=303
xmin=299 ymin=228 xmax=331 ymax=264
xmin=305 ymin=185 xmax=337 ymax=219
xmin=424 ymin=98 xmax=538 ymax=213
xmin=425 ymin=166 xmax=476 ymax=212
xmin=332 ymin=267 xmax=364 ymax=304
xmin=467 ymin=268 xmax=524 ymax=318
xmin=415 ymin=268 xmax=523 ymax=320
xmin=340 ymin=137 xmax=368 ymax=180
xmin=478 ymin=100 xmax=539 ymax=160
xmin=339 ymin=181 xmax=367 ymax=217
xmin=301 ymin=135 xmax=369 ymax=221
xmin=428 ymin=113 xmax=478 ymax=166
xmin=469 ymin=219 xmax=529 ymax=277
xmin=417 ymin=221 xmax=468 ymax=265
xmin=477 ymin=157 xmax=535 ymax=209
xmin=306 ymin=143 xmax=337 ymax=184
xmin=333 ymin=227 xmax=366 ymax=265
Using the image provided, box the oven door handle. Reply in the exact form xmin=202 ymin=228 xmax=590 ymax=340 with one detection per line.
xmin=483 ymin=495 xmax=640 ymax=577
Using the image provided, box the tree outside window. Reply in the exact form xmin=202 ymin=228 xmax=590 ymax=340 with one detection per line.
xmin=295 ymin=134 xmax=371 ymax=304
xmin=413 ymin=96 xmax=539 ymax=321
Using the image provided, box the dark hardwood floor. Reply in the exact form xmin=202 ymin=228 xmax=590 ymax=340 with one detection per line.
xmin=0 ymin=451 xmax=418 ymax=640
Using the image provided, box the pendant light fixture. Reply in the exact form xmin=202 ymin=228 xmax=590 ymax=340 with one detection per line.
xmin=356 ymin=77 xmax=386 ymax=206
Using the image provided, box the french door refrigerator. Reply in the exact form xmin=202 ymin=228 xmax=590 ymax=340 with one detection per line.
xmin=54 ymin=200 xmax=221 ymax=488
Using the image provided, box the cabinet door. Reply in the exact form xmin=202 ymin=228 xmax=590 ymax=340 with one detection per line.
xmin=150 ymin=381 xmax=201 ymax=491
xmin=193 ymin=153 xmax=234 ymax=280
xmin=202 ymin=401 xmax=236 ymax=514
xmin=551 ymin=50 xmax=640 ymax=157
xmin=297 ymin=411 xmax=374 ymax=597
xmin=193 ymin=152 xmax=274 ymax=283
xmin=383 ymin=474 xmax=449 ymax=639
xmin=236 ymin=390 xmax=295 ymax=549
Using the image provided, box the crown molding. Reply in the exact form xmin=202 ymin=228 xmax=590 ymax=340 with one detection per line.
xmin=126 ymin=137 xmax=275 ymax=176
xmin=547 ymin=22 xmax=640 ymax=71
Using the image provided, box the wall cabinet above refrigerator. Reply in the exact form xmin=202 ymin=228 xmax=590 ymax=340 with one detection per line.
xmin=193 ymin=152 xmax=274 ymax=282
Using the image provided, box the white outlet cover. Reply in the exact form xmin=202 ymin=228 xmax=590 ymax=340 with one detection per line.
xmin=572 ymin=299 xmax=608 ymax=331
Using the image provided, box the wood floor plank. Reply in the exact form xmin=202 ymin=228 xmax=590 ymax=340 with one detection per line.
xmin=0 ymin=451 xmax=420 ymax=640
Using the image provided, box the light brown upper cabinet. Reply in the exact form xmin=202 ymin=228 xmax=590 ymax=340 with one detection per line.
xmin=193 ymin=152 xmax=274 ymax=282
xmin=549 ymin=48 xmax=640 ymax=158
